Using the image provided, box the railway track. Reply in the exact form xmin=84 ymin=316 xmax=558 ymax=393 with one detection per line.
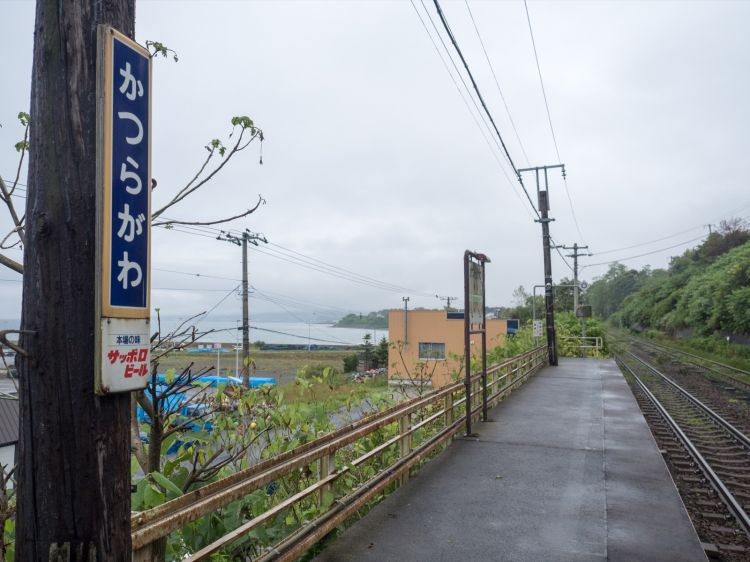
xmin=621 ymin=335 xmax=750 ymax=392
xmin=617 ymin=352 xmax=750 ymax=560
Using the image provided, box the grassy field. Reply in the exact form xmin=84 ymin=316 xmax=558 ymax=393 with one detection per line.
xmin=157 ymin=348 xmax=355 ymax=386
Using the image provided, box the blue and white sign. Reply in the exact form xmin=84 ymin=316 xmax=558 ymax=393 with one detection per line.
xmin=101 ymin=26 xmax=151 ymax=317
xmin=96 ymin=26 xmax=151 ymax=394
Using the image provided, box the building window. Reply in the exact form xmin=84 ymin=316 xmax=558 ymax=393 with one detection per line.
xmin=418 ymin=342 xmax=445 ymax=360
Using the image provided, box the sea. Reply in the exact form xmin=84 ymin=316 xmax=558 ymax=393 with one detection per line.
xmin=0 ymin=318 xmax=386 ymax=347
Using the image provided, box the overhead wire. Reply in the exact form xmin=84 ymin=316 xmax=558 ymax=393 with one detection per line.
xmin=156 ymin=220 xmax=443 ymax=299
xmin=409 ymin=0 xmax=534 ymax=217
xmin=464 ymin=0 xmax=530 ymax=166
xmin=583 ymin=234 xmax=708 ymax=270
xmin=431 ymin=0 xmax=540 ymax=220
xmin=522 ymin=0 xmax=586 ymax=244
xmin=251 ymin=288 xmax=352 ymax=345
xmin=208 ymin=325 xmax=352 ymax=346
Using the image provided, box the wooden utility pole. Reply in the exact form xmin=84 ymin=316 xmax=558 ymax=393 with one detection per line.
xmin=217 ymin=229 xmax=267 ymax=386
xmin=17 ymin=1 xmax=135 ymax=559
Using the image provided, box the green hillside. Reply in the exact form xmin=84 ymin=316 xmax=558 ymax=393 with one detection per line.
xmin=587 ymin=220 xmax=750 ymax=337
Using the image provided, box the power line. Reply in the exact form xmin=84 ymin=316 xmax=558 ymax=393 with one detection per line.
xmin=194 ymin=284 xmax=242 ymax=324
xmin=157 ymin=221 xmax=442 ymax=298
xmin=583 ymin=234 xmax=708 ymax=270
xmin=430 ymin=0 xmax=540 ymax=219
xmin=522 ymin=0 xmax=585 ymax=244
xmin=250 ymin=285 xmax=353 ymax=315
xmin=408 ymin=0 xmax=534 ymax=217
xmin=464 ymin=0 xmax=530 ymax=165
xmin=251 ymin=289 xmax=351 ymax=345
xmin=592 ymin=211 xmax=750 ymax=256
xmin=152 ymin=287 xmax=237 ymax=292
xmin=249 ymin=244 xmax=437 ymax=298
xmin=418 ymin=0 xmax=512 ymax=170
xmin=266 ymin=241 xmax=433 ymax=296
xmin=152 ymin=267 xmax=242 ymax=283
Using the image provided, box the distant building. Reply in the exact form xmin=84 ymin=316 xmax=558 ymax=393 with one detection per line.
xmin=0 ymin=398 xmax=18 ymax=472
xmin=387 ymin=310 xmax=508 ymax=389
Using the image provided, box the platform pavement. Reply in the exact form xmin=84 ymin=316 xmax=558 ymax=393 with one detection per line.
xmin=315 ymin=358 xmax=707 ymax=562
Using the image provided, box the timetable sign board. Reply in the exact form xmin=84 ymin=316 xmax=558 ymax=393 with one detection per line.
xmin=468 ymin=261 xmax=484 ymax=326
xmin=533 ymin=320 xmax=543 ymax=338
xmin=96 ymin=26 xmax=151 ymax=394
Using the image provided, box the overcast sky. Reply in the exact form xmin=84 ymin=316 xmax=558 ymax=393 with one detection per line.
xmin=2 ymin=0 xmax=749 ymax=323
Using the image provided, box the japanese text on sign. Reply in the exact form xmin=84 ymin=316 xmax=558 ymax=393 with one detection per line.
xmin=104 ymin=29 xmax=151 ymax=315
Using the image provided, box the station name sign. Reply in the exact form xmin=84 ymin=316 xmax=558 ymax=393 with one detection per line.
xmin=95 ymin=26 xmax=152 ymax=395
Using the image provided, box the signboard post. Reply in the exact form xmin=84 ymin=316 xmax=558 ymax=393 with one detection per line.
xmin=463 ymin=250 xmax=491 ymax=437
xmin=95 ymin=26 xmax=152 ymax=394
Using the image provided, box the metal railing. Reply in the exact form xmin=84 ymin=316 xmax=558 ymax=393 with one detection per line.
xmin=131 ymin=346 xmax=548 ymax=561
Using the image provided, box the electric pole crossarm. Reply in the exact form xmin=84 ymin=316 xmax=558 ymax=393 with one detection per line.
xmin=216 ymin=229 xmax=267 ymax=385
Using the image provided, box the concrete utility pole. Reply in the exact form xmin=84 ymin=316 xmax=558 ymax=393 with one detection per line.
xmin=519 ymin=164 xmax=565 ymax=366
xmin=217 ymin=229 xmax=267 ymax=385
xmin=439 ymin=295 xmax=458 ymax=311
xmin=16 ymin=2 xmax=136 ymax=558
xmin=560 ymin=243 xmax=590 ymax=311
xmin=402 ymin=297 xmax=410 ymax=345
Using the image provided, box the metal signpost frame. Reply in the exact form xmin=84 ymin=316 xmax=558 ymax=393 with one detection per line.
xmin=463 ymin=250 xmax=491 ymax=437
xmin=95 ymin=25 xmax=152 ymax=395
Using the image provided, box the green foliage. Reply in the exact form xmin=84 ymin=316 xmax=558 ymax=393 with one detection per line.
xmin=335 ymin=311 xmax=388 ymax=329
xmin=590 ymin=224 xmax=750 ymax=338
xmin=342 ymin=353 xmax=359 ymax=373
xmin=206 ymin=138 xmax=226 ymax=157
xmin=488 ymin=314 xmax=608 ymax=362
xmin=554 ymin=313 xmax=608 ymax=357
xmin=587 ymin=263 xmax=650 ymax=319
xmin=129 ymin=366 xmax=393 ymax=561
xmin=613 ymin=239 xmax=750 ymax=335
xmin=373 ymin=337 xmax=388 ymax=368
xmin=146 ymin=40 xmax=179 ymax=62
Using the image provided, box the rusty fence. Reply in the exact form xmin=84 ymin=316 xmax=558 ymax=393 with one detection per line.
xmin=131 ymin=346 xmax=548 ymax=561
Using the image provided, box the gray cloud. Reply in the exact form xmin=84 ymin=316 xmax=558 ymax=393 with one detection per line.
xmin=2 ymin=0 xmax=749 ymax=322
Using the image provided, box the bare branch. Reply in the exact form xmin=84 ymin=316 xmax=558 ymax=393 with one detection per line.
xmin=152 ymin=195 xmax=265 ymax=227
xmin=0 ymin=253 xmax=22 ymax=274
xmin=0 ymin=176 xmax=25 ymax=244
xmin=152 ymin=125 xmax=262 ymax=220
xmin=10 ymin=120 xmax=29 ymax=196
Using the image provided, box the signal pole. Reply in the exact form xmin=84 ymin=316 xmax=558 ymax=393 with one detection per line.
xmin=217 ymin=229 xmax=267 ymax=385
xmin=519 ymin=164 xmax=565 ymax=366
xmin=559 ymin=243 xmax=590 ymax=311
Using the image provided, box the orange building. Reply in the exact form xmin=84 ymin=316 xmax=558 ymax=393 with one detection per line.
xmin=387 ymin=309 xmax=508 ymax=389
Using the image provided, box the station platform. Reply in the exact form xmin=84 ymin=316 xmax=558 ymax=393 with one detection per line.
xmin=316 ymin=358 xmax=707 ymax=562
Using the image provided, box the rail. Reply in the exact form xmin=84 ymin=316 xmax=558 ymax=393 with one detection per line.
xmin=131 ymin=346 xmax=548 ymax=561
xmin=617 ymin=357 xmax=750 ymax=536
xmin=627 ymin=352 xmax=750 ymax=448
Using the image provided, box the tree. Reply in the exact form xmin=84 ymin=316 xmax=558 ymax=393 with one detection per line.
xmin=553 ymin=277 xmax=575 ymax=313
xmin=373 ymin=336 xmax=389 ymax=368
xmin=362 ymin=333 xmax=373 ymax=371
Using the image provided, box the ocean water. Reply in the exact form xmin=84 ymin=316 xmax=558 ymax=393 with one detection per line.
xmin=0 ymin=318 xmax=386 ymax=347
xmin=177 ymin=320 xmax=387 ymax=346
